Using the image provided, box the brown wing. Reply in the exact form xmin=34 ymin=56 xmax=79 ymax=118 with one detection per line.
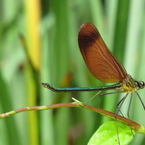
xmin=78 ymin=23 xmax=127 ymax=83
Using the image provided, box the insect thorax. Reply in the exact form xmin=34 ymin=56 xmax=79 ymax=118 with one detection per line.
xmin=118 ymin=74 xmax=145 ymax=93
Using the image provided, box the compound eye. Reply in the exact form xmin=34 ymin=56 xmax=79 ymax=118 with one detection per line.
xmin=139 ymin=81 xmax=145 ymax=89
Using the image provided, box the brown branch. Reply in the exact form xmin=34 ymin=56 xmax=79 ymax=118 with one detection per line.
xmin=0 ymin=102 xmax=144 ymax=134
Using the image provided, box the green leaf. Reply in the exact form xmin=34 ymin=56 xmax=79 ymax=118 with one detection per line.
xmin=88 ymin=121 xmax=135 ymax=145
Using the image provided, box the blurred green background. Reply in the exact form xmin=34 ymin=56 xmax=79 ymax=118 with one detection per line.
xmin=0 ymin=0 xmax=145 ymax=145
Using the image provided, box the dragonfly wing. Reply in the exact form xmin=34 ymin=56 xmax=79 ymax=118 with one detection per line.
xmin=78 ymin=23 xmax=127 ymax=83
